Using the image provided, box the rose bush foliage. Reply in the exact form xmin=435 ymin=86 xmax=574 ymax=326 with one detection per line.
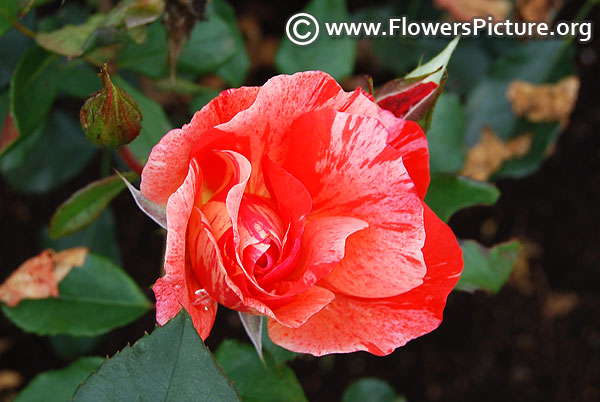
xmin=140 ymin=71 xmax=463 ymax=356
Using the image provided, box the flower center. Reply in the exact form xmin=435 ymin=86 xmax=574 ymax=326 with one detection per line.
xmin=237 ymin=194 xmax=285 ymax=279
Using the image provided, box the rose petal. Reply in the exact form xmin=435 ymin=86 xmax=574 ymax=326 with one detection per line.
xmin=213 ymin=71 xmax=380 ymax=194
xmin=267 ymin=203 xmax=463 ymax=356
xmin=283 ymin=109 xmax=426 ymax=298
xmin=269 ymin=216 xmax=368 ymax=296
xmin=378 ymin=109 xmax=430 ymax=198
xmin=152 ymin=158 xmax=217 ymax=338
xmin=141 ymin=87 xmax=260 ymax=205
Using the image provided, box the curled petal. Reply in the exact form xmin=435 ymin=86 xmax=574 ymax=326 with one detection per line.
xmin=267 ymin=203 xmax=463 ymax=355
xmin=283 ymin=109 xmax=426 ymax=298
xmin=213 ymin=71 xmax=380 ymax=193
xmin=141 ymin=87 xmax=260 ymax=205
xmin=152 ymin=159 xmax=217 ymax=338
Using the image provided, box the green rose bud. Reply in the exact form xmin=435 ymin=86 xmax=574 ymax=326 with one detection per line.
xmin=80 ymin=65 xmax=142 ymax=148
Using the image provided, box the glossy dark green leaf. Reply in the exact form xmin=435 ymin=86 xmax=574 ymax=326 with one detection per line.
xmin=5 ymin=46 xmax=59 ymax=155
xmin=113 ymin=76 xmax=172 ymax=163
xmin=1 ymin=110 xmax=96 ymax=193
xmin=342 ymin=378 xmax=405 ymax=402
xmin=276 ymin=0 xmax=356 ymax=80
xmin=71 ymin=312 xmax=241 ymax=402
xmin=41 ymin=208 xmax=122 ymax=264
xmin=216 ymin=339 xmax=307 ymax=402
xmin=1 ymin=253 xmax=151 ymax=336
xmin=427 ymin=92 xmax=466 ymax=173
xmin=456 ymin=240 xmax=522 ymax=293
xmin=425 ymin=174 xmax=500 ymax=222
xmin=49 ymin=172 xmax=137 ymax=239
xmin=14 ymin=357 xmax=104 ymax=402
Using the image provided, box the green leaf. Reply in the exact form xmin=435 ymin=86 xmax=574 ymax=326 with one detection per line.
xmin=0 ymin=96 xmax=44 ymax=171
xmin=177 ymin=1 xmax=238 ymax=75
xmin=212 ymin=0 xmax=249 ymax=86
xmin=1 ymin=110 xmax=96 ymax=193
xmin=262 ymin=319 xmax=298 ymax=367
xmin=117 ymin=21 xmax=168 ymax=78
xmin=216 ymin=339 xmax=307 ymax=402
xmin=35 ymin=14 xmax=107 ymax=57
xmin=14 ymin=357 xmax=105 ymax=402
xmin=113 ymin=76 xmax=172 ymax=163
xmin=275 ymin=0 xmax=356 ymax=80
xmin=71 ymin=311 xmax=241 ymax=402
xmin=0 ymin=18 xmax=32 ymax=89
xmin=464 ymin=40 xmax=568 ymax=146
xmin=1 ymin=253 xmax=150 ymax=336
xmin=5 ymin=46 xmax=59 ymax=155
xmin=0 ymin=0 xmax=18 ymax=38
xmin=425 ymin=174 xmax=500 ymax=222
xmin=342 ymin=378 xmax=406 ymax=402
xmin=49 ymin=172 xmax=137 ymax=239
xmin=50 ymin=334 xmax=104 ymax=361
xmin=41 ymin=208 xmax=122 ymax=264
xmin=494 ymin=122 xmax=561 ymax=179
xmin=427 ymin=92 xmax=466 ymax=173
xmin=456 ymin=240 xmax=522 ymax=293
xmin=57 ymin=61 xmax=101 ymax=99
xmin=118 ymin=0 xmax=241 ymax=79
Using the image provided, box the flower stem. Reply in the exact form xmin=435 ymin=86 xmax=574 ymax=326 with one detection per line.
xmin=12 ymin=21 xmax=35 ymax=39
xmin=118 ymin=146 xmax=144 ymax=176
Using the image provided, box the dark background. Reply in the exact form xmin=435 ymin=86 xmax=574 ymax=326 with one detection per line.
xmin=1 ymin=0 xmax=599 ymax=401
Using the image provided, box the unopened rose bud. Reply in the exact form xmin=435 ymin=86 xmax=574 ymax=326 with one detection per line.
xmin=80 ymin=65 xmax=142 ymax=148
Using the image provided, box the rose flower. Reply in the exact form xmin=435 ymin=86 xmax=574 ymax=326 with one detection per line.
xmin=140 ymin=71 xmax=463 ymax=356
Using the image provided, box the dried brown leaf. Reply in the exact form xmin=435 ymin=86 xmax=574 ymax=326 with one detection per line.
xmin=543 ymin=291 xmax=579 ymax=319
xmin=461 ymin=127 xmax=533 ymax=181
xmin=0 ymin=370 xmax=23 ymax=391
xmin=515 ymin=0 xmax=562 ymax=23
xmin=507 ymin=76 xmax=580 ymax=127
xmin=0 ymin=248 xmax=89 ymax=307
xmin=435 ymin=0 xmax=512 ymax=21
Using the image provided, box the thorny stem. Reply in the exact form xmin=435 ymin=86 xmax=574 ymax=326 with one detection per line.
xmin=118 ymin=146 xmax=144 ymax=176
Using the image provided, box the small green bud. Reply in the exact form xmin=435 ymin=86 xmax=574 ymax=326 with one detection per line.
xmin=80 ymin=65 xmax=142 ymax=148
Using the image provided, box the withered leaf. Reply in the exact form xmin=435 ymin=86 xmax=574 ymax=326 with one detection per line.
xmin=434 ymin=0 xmax=512 ymax=21
xmin=0 ymin=248 xmax=88 ymax=307
xmin=506 ymin=76 xmax=579 ymax=127
xmin=461 ymin=127 xmax=533 ymax=181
